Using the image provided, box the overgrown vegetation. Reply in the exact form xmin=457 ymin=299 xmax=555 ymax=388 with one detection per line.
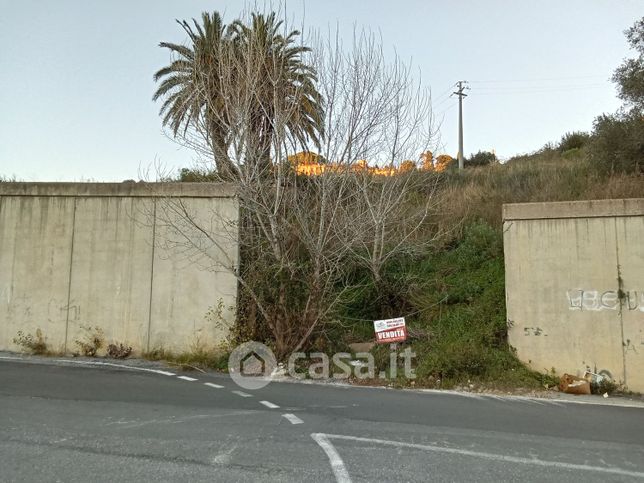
xmin=143 ymin=347 xmax=228 ymax=372
xmin=590 ymin=377 xmax=620 ymax=396
xmin=591 ymin=17 xmax=644 ymax=175
xmin=13 ymin=329 xmax=50 ymax=355
xmin=106 ymin=343 xmax=132 ymax=359
xmin=465 ymin=150 xmax=497 ymax=167
xmin=73 ymin=326 xmax=105 ymax=357
xmin=155 ymin=11 xmax=642 ymax=391
xmin=153 ymin=9 xmax=437 ymax=362
xmin=329 ymin=221 xmax=561 ymax=389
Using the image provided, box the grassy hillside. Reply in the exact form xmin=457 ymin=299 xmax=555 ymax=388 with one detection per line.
xmin=437 ymin=153 xmax=643 ymax=231
xmin=155 ymin=150 xmax=642 ymax=391
xmin=334 ymin=153 xmax=643 ymax=390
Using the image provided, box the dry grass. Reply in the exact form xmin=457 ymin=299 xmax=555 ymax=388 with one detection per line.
xmin=433 ymin=157 xmax=644 ymax=232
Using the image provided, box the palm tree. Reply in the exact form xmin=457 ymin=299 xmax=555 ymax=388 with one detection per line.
xmin=153 ymin=12 xmax=236 ymax=178
xmin=229 ymin=12 xmax=324 ymax=171
xmin=153 ymin=11 xmax=323 ymax=179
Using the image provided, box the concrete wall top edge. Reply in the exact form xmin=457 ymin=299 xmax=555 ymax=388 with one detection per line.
xmin=503 ymin=198 xmax=644 ymax=221
xmin=0 ymin=182 xmax=238 ymax=198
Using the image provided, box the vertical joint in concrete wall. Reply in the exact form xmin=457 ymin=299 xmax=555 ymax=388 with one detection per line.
xmin=614 ymin=217 xmax=627 ymax=387
xmin=146 ymin=199 xmax=157 ymax=353
xmin=63 ymin=198 xmax=78 ymax=353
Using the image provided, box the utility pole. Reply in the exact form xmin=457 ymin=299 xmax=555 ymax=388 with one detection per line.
xmin=452 ymin=81 xmax=469 ymax=171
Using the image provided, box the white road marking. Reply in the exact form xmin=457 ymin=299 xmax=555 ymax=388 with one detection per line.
xmin=177 ymin=376 xmax=198 ymax=382
xmin=232 ymin=390 xmax=253 ymax=398
xmin=318 ymin=433 xmax=644 ymax=479
xmin=311 ymin=433 xmax=352 ymax=483
xmin=204 ymin=382 xmax=224 ymax=389
xmin=543 ymin=400 xmax=564 ymax=407
xmin=451 ymin=392 xmax=485 ymax=400
xmin=417 ymin=389 xmax=485 ymax=400
xmin=511 ymin=396 xmax=547 ymax=406
xmin=259 ymin=400 xmax=280 ymax=409
xmin=487 ymin=395 xmax=560 ymax=407
xmin=282 ymin=413 xmax=304 ymax=425
xmin=1 ymin=356 xmax=640 ymax=409
xmin=44 ymin=358 xmax=177 ymax=376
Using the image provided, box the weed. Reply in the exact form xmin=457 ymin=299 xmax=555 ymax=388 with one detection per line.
xmin=143 ymin=346 xmax=229 ymax=372
xmin=142 ymin=347 xmax=171 ymax=361
xmin=106 ymin=342 xmax=132 ymax=359
xmin=73 ymin=326 xmax=105 ymax=357
xmin=590 ymin=378 xmax=621 ymax=395
xmin=13 ymin=329 xmax=49 ymax=355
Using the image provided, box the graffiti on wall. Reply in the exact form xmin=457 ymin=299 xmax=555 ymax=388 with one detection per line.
xmin=567 ymin=289 xmax=644 ymax=312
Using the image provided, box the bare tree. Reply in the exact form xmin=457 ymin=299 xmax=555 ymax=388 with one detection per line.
xmin=153 ymin=12 xmax=440 ymax=358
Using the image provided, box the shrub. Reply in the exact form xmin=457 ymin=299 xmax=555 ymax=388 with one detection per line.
xmin=106 ymin=343 xmax=132 ymax=359
xmin=589 ymin=110 xmax=643 ymax=174
xmin=590 ymin=377 xmax=620 ymax=395
xmin=177 ymin=167 xmax=219 ymax=182
xmin=74 ymin=326 xmax=105 ymax=357
xmin=466 ymin=150 xmax=497 ymax=167
xmin=13 ymin=329 xmax=49 ymax=355
xmin=561 ymin=147 xmax=582 ymax=160
xmin=558 ymin=131 xmax=590 ymax=153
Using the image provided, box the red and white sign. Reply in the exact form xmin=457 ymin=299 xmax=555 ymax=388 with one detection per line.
xmin=374 ymin=317 xmax=407 ymax=344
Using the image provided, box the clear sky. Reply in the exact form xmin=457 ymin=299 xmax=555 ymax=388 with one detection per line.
xmin=0 ymin=1 xmax=641 ymax=181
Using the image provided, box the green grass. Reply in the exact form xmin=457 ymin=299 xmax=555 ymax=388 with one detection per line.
xmin=335 ymin=221 xmax=559 ymax=390
xmin=359 ymin=141 xmax=643 ymax=389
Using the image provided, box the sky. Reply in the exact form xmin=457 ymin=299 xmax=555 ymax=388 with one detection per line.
xmin=0 ymin=1 xmax=642 ymax=181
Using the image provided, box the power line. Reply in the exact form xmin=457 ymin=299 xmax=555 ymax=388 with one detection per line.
xmin=431 ymin=84 xmax=458 ymax=110
xmin=432 ymin=95 xmax=455 ymax=110
xmin=469 ymin=75 xmax=608 ymax=84
xmin=468 ymin=84 xmax=609 ymax=96
xmin=472 ymin=81 xmax=608 ymax=91
xmin=432 ymin=85 xmax=456 ymax=101
xmin=436 ymin=101 xmax=458 ymax=117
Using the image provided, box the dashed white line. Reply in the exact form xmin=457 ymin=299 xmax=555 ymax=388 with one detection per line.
xmin=318 ymin=433 xmax=644 ymax=479
xmin=311 ymin=433 xmax=351 ymax=482
xmin=259 ymin=400 xmax=280 ymax=409
xmin=204 ymin=382 xmax=224 ymax=389
xmin=232 ymin=390 xmax=253 ymax=398
xmin=177 ymin=376 xmax=198 ymax=382
xmin=282 ymin=413 xmax=304 ymax=425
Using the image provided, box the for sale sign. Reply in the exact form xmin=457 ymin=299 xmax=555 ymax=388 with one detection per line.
xmin=373 ymin=317 xmax=407 ymax=344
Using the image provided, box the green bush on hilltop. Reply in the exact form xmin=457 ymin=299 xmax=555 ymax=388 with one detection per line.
xmin=557 ymin=131 xmax=590 ymax=153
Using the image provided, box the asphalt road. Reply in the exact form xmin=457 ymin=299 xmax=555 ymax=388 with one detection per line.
xmin=1 ymin=357 xmax=643 ymax=482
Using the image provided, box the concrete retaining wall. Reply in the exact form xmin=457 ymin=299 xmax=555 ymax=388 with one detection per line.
xmin=503 ymin=199 xmax=644 ymax=392
xmin=0 ymin=182 xmax=239 ymax=355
